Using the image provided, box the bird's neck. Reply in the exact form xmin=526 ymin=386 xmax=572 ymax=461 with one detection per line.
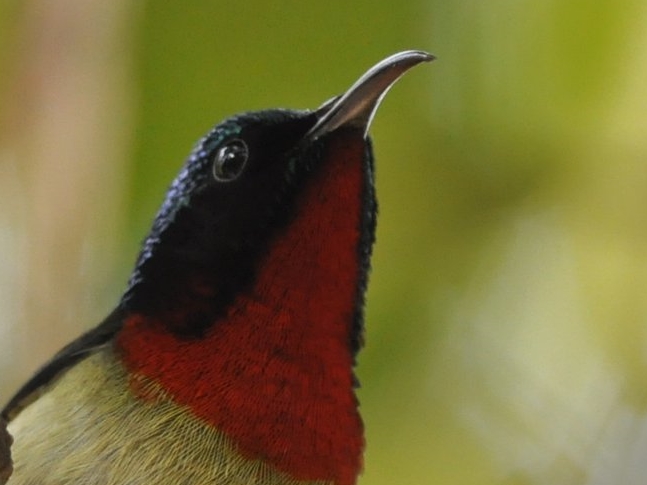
xmin=116 ymin=131 xmax=374 ymax=485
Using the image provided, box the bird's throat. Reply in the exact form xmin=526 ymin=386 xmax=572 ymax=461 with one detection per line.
xmin=117 ymin=131 xmax=372 ymax=485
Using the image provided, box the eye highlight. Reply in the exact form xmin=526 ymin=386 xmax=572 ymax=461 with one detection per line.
xmin=212 ymin=139 xmax=249 ymax=182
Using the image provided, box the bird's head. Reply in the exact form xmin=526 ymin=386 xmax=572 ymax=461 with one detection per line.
xmin=122 ymin=51 xmax=434 ymax=350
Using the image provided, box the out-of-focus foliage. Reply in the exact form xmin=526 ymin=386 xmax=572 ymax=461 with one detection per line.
xmin=1 ymin=1 xmax=647 ymax=484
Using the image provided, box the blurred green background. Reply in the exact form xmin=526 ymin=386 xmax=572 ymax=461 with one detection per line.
xmin=2 ymin=1 xmax=647 ymax=484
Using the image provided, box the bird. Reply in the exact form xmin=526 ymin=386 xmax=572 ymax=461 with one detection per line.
xmin=2 ymin=50 xmax=434 ymax=485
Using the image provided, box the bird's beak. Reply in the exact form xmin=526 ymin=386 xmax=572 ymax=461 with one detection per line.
xmin=306 ymin=50 xmax=435 ymax=141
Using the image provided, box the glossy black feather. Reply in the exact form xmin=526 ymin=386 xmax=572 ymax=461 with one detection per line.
xmin=1 ymin=307 xmax=124 ymax=420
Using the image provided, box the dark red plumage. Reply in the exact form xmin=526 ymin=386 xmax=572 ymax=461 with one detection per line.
xmin=118 ymin=130 xmax=367 ymax=485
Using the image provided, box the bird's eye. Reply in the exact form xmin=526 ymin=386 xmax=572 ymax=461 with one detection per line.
xmin=212 ymin=139 xmax=249 ymax=182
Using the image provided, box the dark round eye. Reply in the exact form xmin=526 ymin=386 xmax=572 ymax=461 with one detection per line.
xmin=212 ymin=139 xmax=249 ymax=182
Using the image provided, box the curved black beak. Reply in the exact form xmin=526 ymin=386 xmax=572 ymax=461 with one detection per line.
xmin=306 ymin=50 xmax=435 ymax=141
